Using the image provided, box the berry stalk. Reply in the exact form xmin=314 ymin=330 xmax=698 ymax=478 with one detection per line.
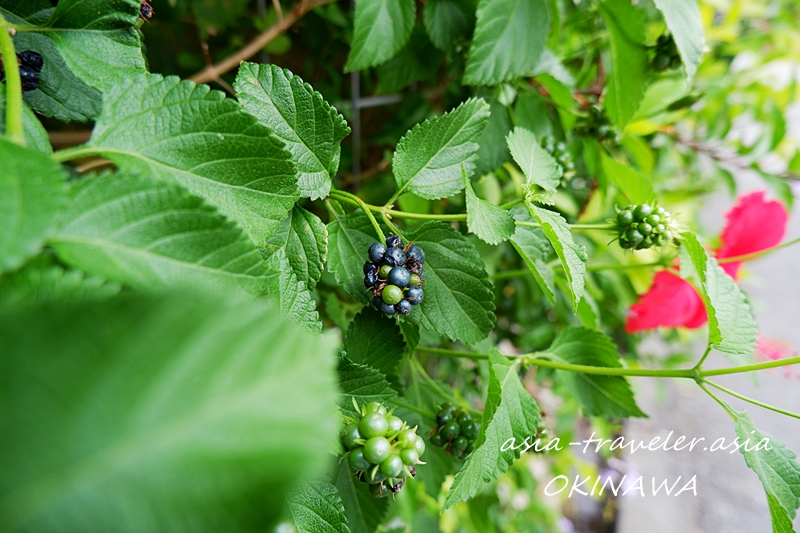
xmin=0 ymin=16 xmax=24 ymax=146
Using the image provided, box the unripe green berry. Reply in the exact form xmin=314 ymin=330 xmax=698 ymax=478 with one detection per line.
xmin=359 ymin=412 xmax=388 ymax=438
xmin=638 ymin=222 xmax=653 ymax=235
xmin=626 ymin=228 xmax=644 ymax=243
xmin=386 ymin=415 xmax=404 ymax=433
xmin=364 ymin=402 xmax=387 ymax=415
xmin=400 ymin=448 xmax=420 ymax=466
xmin=342 ymin=424 xmax=362 ymax=450
xmin=653 ymin=223 xmax=666 ymax=234
xmin=409 ymin=273 xmax=421 ymax=285
xmin=363 ymin=436 xmax=391 ymax=464
xmin=617 ymin=209 xmax=634 ymax=226
xmin=646 ymin=214 xmax=661 ymax=226
xmin=633 ymin=204 xmax=653 ymax=221
xmin=349 ymin=447 xmax=371 ymax=471
xmin=382 ymin=285 xmax=403 ymax=305
xmin=380 ymin=455 xmax=404 ymax=478
xmin=379 ymin=264 xmax=392 ymax=278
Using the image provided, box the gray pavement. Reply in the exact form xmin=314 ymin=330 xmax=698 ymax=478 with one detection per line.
xmin=617 ymin=176 xmax=800 ymax=532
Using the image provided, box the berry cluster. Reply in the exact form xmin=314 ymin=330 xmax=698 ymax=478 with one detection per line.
xmin=575 ymin=105 xmax=617 ymax=143
xmin=616 ymin=203 xmax=674 ymax=250
xmin=341 ymin=402 xmax=426 ymax=498
xmin=541 ymin=135 xmax=576 ymax=181
xmin=0 ymin=51 xmax=44 ymax=92
xmin=651 ymin=34 xmax=681 ymax=72
xmin=364 ymin=235 xmax=425 ymax=316
xmin=429 ymin=403 xmax=480 ymax=459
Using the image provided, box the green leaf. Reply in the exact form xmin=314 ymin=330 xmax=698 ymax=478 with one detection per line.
xmin=0 ymin=85 xmax=52 ymax=153
xmin=235 ymin=63 xmax=351 ymax=200
xmin=475 ymin=99 xmax=512 ymax=175
xmin=463 ymin=168 xmax=515 ymax=245
xmin=599 ymin=0 xmax=648 ymax=130
xmin=193 ymin=0 xmax=250 ymax=39
xmin=375 ymin=26 xmax=441 ymax=94
xmin=337 ymin=354 xmax=397 ymax=419
xmin=527 ymin=202 xmax=587 ymax=311
xmin=3 ymin=0 xmax=145 ymax=120
xmin=509 ymin=205 xmax=556 ymax=305
xmin=543 ymin=327 xmax=646 ymax=418
xmin=444 ymin=349 xmax=542 ymax=508
xmin=423 ymin=0 xmax=475 ymax=55
xmin=332 ymin=459 xmax=390 ymax=533
xmin=653 ymin=0 xmax=704 ymax=80
xmin=50 ymin=171 xmax=270 ymax=295
xmin=406 ymin=222 xmax=496 ymax=345
xmin=463 ymin=0 xmax=550 ymax=86
xmin=680 ymin=232 xmax=757 ymax=362
xmin=0 ymin=290 xmax=340 ymax=532
xmin=735 ymin=410 xmax=800 ymax=533
xmin=286 ymin=479 xmax=351 ymax=533
xmin=263 ymin=248 xmax=322 ymax=333
xmin=84 ymin=73 xmax=299 ymax=244
xmin=507 ymin=127 xmax=561 ymax=193
xmin=327 ymin=211 xmax=380 ymax=305
xmin=345 ymin=0 xmax=416 ymax=72
xmin=344 ymin=308 xmax=406 ymax=375
xmin=600 ymin=152 xmax=655 ymax=204
xmin=0 ymin=265 xmax=120 ymax=310
xmin=263 ymin=206 xmax=329 ymax=290
xmin=392 ymin=98 xmax=490 ymax=200
xmin=0 ymin=138 xmax=67 ymax=273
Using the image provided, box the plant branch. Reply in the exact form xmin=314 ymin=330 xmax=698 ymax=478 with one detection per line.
xmin=0 ymin=18 xmax=24 ymax=146
xmin=700 ymin=356 xmax=800 ymax=377
xmin=694 ymin=345 xmax=713 ymax=370
xmin=387 ymin=398 xmax=436 ymax=421
xmin=189 ymin=0 xmax=335 ymax=84
xmin=702 ymin=379 xmax=800 ymax=420
xmin=716 ymin=236 xmax=800 ymax=264
xmin=698 ymin=381 xmax=738 ymax=420
xmin=330 ymin=189 xmax=385 ymax=242
xmin=51 ymin=146 xmax=103 ymax=163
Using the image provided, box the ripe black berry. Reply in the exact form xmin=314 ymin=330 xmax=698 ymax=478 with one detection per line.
xmin=19 ymin=66 xmax=39 ymax=92
xmin=395 ymin=299 xmax=412 ymax=315
xmin=387 ymin=266 xmax=410 ymax=288
xmin=406 ymin=245 xmax=425 ymax=265
xmin=384 ymin=247 xmax=406 ymax=267
xmin=365 ymin=239 xmax=425 ymax=316
xmin=368 ymin=242 xmax=387 ymax=264
xmin=386 ymin=235 xmax=403 ymax=248
xmin=18 ymin=51 xmax=43 ymax=73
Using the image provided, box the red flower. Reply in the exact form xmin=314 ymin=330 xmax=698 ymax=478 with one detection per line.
xmin=625 ymin=192 xmax=787 ymax=333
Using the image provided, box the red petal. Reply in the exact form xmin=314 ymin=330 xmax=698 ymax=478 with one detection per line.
xmin=717 ymin=192 xmax=787 ymax=278
xmin=625 ymin=271 xmax=707 ymax=332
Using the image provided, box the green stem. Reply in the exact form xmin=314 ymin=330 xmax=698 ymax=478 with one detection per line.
xmin=388 ymin=398 xmax=437 ymax=421
xmin=330 ymin=189 xmax=386 ymax=242
xmin=694 ymin=345 xmax=713 ymax=371
xmin=515 ymin=220 xmax=615 ymax=232
xmin=717 ymin=235 xmax=800 ymax=264
xmin=380 ymin=212 xmax=405 ymax=240
xmin=702 ymin=380 xmax=800 ymax=420
xmin=0 ymin=16 xmax=24 ymax=146
xmin=499 ymin=197 xmax=525 ymax=210
xmin=700 ymin=356 xmax=800 ymax=377
xmin=411 ymin=357 xmax=480 ymax=417
xmin=51 ymin=146 xmax=102 ymax=163
xmin=698 ymin=381 xmax=738 ymax=420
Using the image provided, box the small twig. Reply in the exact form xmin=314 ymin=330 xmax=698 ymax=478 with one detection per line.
xmin=272 ymin=0 xmax=284 ymax=20
xmin=189 ymin=0 xmax=335 ymax=84
xmin=199 ymin=41 xmax=235 ymax=95
xmin=75 ymin=157 xmax=113 ymax=173
xmin=48 ymin=130 xmax=92 ymax=148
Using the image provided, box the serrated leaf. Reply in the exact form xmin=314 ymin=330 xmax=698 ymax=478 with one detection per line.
xmin=406 ymin=222 xmax=496 ymax=345
xmin=475 ymin=99 xmax=512 ymax=175
xmin=327 ymin=211 xmax=380 ymax=305
xmin=463 ymin=0 xmax=550 ymax=86
xmin=681 ymin=232 xmax=757 ymax=362
xmin=263 ymin=206 xmax=328 ymax=290
xmin=653 ymin=0 xmax=704 ymax=80
xmin=264 ymin=248 xmax=322 ymax=333
xmin=337 ymin=354 xmax=396 ymax=418
xmin=83 ymin=73 xmax=298 ymax=244
xmin=345 ymin=0 xmax=415 ymax=72
xmin=507 ymin=127 xmax=561 ymax=193
xmin=392 ymin=98 xmax=490 ymax=200
xmin=543 ymin=327 xmax=646 ymax=418
xmin=193 ymin=0 xmax=250 ymax=39
xmin=599 ymin=0 xmax=648 ymax=130
xmin=50 ymin=172 xmax=270 ymax=295
xmin=423 ymin=0 xmax=476 ymax=55
xmin=444 ymin=349 xmax=542 ymax=508
xmin=735 ymin=410 xmax=800 ymax=533
xmin=3 ymin=0 xmax=145 ymax=120
xmin=344 ymin=308 xmax=406 ymax=375
xmin=528 ymin=202 xmax=587 ymax=311
xmin=509 ymin=205 xmax=556 ymax=305
xmin=286 ymin=479 xmax=351 ymax=533
xmin=332 ymin=458 xmax=390 ymax=533
xmin=0 ymin=138 xmax=67 ymax=273
xmin=463 ymin=168 xmax=515 ymax=244
xmin=0 ymin=85 xmax=52 ymax=153
xmin=600 ymin=152 xmax=655 ymax=204
xmin=0 ymin=265 xmax=120 ymax=310
xmin=0 ymin=290 xmax=340 ymax=532
xmin=375 ymin=26 xmax=441 ymax=95
xmin=235 ymin=63 xmax=351 ymax=199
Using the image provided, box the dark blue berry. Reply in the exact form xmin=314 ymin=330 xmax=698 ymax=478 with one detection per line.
xmin=379 ymin=302 xmax=396 ymax=315
xmin=368 ymin=242 xmax=387 ymax=264
xmin=385 ymin=247 xmax=406 ymax=267
xmin=386 ymin=235 xmax=403 ymax=248
xmin=395 ymin=299 xmax=412 ymax=315
xmin=19 ymin=66 xmax=39 ymax=92
xmin=387 ymin=266 xmax=410 ymax=288
xmin=406 ymin=286 xmax=424 ymax=305
xmin=373 ymin=295 xmax=384 ymax=309
xmin=364 ymin=261 xmax=377 ymax=276
xmin=364 ymin=270 xmax=378 ymax=288
xmin=406 ymin=245 xmax=425 ymax=265
xmin=18 ymin=51 xmax=43 ymax=72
